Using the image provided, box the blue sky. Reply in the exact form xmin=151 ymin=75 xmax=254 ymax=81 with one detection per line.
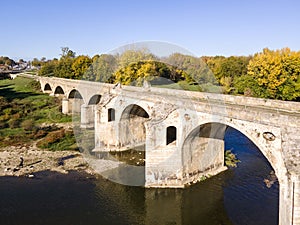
xmin=1 ymin=0 xmax=300 ymax=60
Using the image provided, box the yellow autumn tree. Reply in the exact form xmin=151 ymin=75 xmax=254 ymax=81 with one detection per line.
xmin=72 ymin=55 xmax=92 ymax=79
xmin=247 ymin=48 xmax=300 ymax=100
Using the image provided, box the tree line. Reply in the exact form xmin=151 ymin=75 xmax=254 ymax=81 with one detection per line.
xmin=38 ymin=47 xmax=300 ymax=101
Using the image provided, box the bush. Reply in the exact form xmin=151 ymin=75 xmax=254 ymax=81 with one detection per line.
xmin=8 ymin=118 xmax=20 ymax=129
xmin=37 ymin=129 xmax=65 ymax=148
xmin=0 ymin=121 xmax=8 ymax=129
xmin=21 ymin=119 xmax=36 ymax=131
xmin=28 ymin=80 xmax=41 ymax=91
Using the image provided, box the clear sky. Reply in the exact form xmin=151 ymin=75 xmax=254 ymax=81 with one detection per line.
xmin=1 ymin=0 xmax=300 ymax=60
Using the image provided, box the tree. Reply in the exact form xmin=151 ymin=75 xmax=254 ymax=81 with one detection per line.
xmin=84 ymin=54 xmax=117 ymax=82
xmin=72 ymin=55 xmax=92 ymax=79
xmin=206 ymin=56 xmax=251 ymax=93
xmin=165 ymin=53 xmax=216 ymax=85
xmin=54 ymin=58 xmax=74 ymax=78
xmin=117 ymin=49 xmax=156 ymax=69
xmin=32 ymin=58 xmax=42 ymax=68
xmin=60 ymin=47 xmax=76 ymax=59
xmin=246 ymin=48 xmax=300 ymax=100
xmin=53 ymin=47 xmax=76 ymax=78
xmin=38 ymin=60 xmax=57 ymax=77
xmin=114 ymin=61 xmax=186 ymax=86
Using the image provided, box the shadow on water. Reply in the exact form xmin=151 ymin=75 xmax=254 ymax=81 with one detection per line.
xmin=0 ymin=128 xmax=278 ymax=225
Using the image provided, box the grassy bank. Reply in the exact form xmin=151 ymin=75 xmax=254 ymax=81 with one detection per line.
xmin=0 ymin=77 xmax=77 ymax=150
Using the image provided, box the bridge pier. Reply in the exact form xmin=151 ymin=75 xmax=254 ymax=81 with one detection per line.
xmin=80 ymin=104 xmax=94 ymax=128
xmin=62 ymin=98 xmax=69 ymax=114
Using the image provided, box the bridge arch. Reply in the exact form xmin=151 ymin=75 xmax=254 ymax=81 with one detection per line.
xmin=88 ymin=94 xmax=101 ymax=105
xmin=68 ymin=89 xmax=83 ymax=100
xmin=54 ymin=86 xmax=65 ymax=95
xmin=182 ymin=120 xmax=286 ymax=182
xmin=67 ymin=89 xmax=84 ymax=114
xmin=44 ymin=83 xmax=52 ymax=91
xmin=118 ymin=104 xmax=150 ymax=148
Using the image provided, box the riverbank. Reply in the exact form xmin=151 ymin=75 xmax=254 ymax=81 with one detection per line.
xmin=0 ymin=143 xmax=96 ymax=177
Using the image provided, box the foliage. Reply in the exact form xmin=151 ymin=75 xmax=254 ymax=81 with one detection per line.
xmin=246 ymin=48 xmax=300 ymax=100
xmin=117 ymin=49 xmax=156 ymax=69
xmin=84 ymin=54 xmax=117 ymax=82
xmin=21 ymin=119 xmax=36 ymax=131
xmin=0 ymin=56 xmax=16 ymax=67
xmin=0 ymin=77 xmax=72 ymax=147
xmin=36 ymin=129 xmax=78 ymax=151
xmin=114 ymin=60 xmax=186 ymax=86
xmin=206 ymin=56 xmax=251 ymax=93
xmin=72 ymin=55 xmax=92 ymax=79
xmin=165 ymin=53 xmax=217 ymax=85
xmin=54 ymin=57 xmax=74 ymax=79
xmin=38 ymin=60 xmax=57 ymax=76
xmin=225 ymin=150 xmax=240 ymax=167
xmin=37 ymin=47 xmax=300 ymax=101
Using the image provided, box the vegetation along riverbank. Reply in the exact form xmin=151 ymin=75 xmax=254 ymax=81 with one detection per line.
xmin=0 ymin=77 xmax=95 ymax=177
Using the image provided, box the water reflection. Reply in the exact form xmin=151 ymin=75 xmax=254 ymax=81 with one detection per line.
xmin=0 ymin=128 xmax=278 ymax=225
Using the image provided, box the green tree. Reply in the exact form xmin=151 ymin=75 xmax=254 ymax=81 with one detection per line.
xmin=207 ymin=56 xmax=251 ymax=93
xmin=165 ymin=53 xmax=216 ymax=85
xmin=84 ymin=54 xmax=117 ymax=82
xmin=54 ymin=47 xmax=76 ymax=78
xmin=38 ymin=60 xmax=57 ymax=76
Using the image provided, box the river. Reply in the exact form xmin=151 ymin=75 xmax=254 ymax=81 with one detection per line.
xmin=0 ymin=127 xmax=278 ymax=225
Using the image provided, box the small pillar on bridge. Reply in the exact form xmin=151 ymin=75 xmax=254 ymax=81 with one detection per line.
xmin=62 ymin=98 xmax=69 ymax=114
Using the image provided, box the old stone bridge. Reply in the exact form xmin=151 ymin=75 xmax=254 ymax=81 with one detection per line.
xmin=22 ymin=74 xmax=300 ymax=225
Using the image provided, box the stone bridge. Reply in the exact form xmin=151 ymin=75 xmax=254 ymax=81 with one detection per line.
xmin=29 ymin=74 xmax=300 ymax=225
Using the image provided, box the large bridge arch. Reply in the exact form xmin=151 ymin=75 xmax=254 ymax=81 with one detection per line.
xmin=181 ymin=118 xmax=286 ymax=182
xmin=181 ymin=119 xmax=289 ymax=225
xmin=66 ymin=89 xmax=84 ymax=114
xmin=118 ymin=104 xmax=150 ymax=148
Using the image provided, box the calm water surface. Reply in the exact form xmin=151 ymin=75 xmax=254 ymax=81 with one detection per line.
xmin=0 ymin=128 xmax=278 ymax=225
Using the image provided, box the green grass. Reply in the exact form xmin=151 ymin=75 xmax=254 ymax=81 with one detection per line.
xmin=0 ymin=77 xmax=74 ymax=148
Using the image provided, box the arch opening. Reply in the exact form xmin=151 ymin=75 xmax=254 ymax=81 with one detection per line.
xmin=44 ymin=83 xmax=52 ymax=91
xmin=54 ymin=86 xmax=64 ymax=95
xmin=182 ymin=122 xmax=279 ymax=224
xmin=166 ymin=126 xmax=177 ymax=145
xmin=68 ymin=89 xmax=83 ymax=99
xmin=68 ymin=89 xmax=84 ymax=114
xmin=119 ymin=104 xmax=149 ymax=149
xmin=88 ymin=94 xmax=101 ymax=105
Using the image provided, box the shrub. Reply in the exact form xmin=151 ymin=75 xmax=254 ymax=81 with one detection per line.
xmin=0 ymin=121 xmax=8 ymax=129
xmin=28 ymin=80 xmax=41 ymax=91
xmin=33 ymin=129 xmax=48 ymax=139
xmin=37 ymin=129 xmax=65 ymax=148
xmin=21 ymin=119 xmax=36 ymax=131
xmin=8 ymin=118 xmax=20 ymax=129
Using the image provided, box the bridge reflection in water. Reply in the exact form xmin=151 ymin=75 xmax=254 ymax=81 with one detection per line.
xmin=0 ymin=128 xmax=278 ymax=225
xmin=91 ymin=127 xmax=279 ymax=225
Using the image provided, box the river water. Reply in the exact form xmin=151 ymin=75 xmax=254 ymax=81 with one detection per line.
xmin=0 ymin=128 xmax=278 ymax=225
